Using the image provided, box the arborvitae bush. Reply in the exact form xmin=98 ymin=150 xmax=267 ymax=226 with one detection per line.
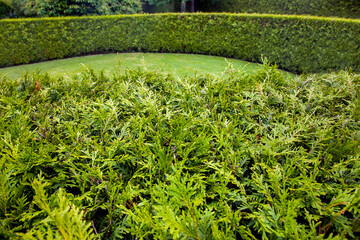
xmin=1 ymin=13 xmax=360 ymax=73
xmin=0 ymin=63 xmax=359 ymax=239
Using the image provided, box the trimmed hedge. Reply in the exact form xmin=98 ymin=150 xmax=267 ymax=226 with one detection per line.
xmin=1 ymin=13 xmax=360 ymax=73
xmin=199 ymin=0 xmax=360 ymax=19
xmin=1 ymin=65 xmax=360 ymax=239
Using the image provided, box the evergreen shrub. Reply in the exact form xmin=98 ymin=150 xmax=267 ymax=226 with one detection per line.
xmin=0 ymin=64 xmax=359 ymax=238
xmin=0 ymin=13 xmax=360 ymax=73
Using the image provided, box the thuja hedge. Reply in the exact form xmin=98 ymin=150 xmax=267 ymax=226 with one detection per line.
xmin=1 ymin=64 xmax=360 ymax=239
xmin=1 ymin=13 xmax=360 ymax=73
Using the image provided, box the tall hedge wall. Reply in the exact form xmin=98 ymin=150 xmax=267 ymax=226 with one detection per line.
xmin=1 ymin=13 xmax=360 ymax=73
xmin=199 ymin=0 xmax=360 ymax=19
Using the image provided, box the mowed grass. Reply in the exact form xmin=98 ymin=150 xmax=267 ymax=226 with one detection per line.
xmin=0 ymin=53 xmax=264 ymax=79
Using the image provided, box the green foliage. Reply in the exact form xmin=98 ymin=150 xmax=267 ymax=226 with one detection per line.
xmin=0 ymin=0 xmax=29 ymax=18
xmin=21 ymin=176 xmax=95 ymax=239
xmin=34 ymin=0 xmax=100 ymax=17
xmin=26 ymin=0 xmax=142 ymax=17
xmin=0 ymin=1 xmax=11 ymax=18
xmin=100 ymin=0 xmax=142 ymax=15
xmin=142 ymin=0 xmax=175 ymax=12
xmin=0 ymin=63 xmax=359 ymax=238
xmin=10 ymin=0 xmax=28 ymax=16
xmin=199 ymin=0 xmax=360 ymax=19
xmin=1 ymin=13 xmax=360 ymax=73
xmin=1 ymin=0 xmax=143 ymax=18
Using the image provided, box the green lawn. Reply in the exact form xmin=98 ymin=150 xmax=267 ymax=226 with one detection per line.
xmin=0 ymin=53 xmax=263 ymax=79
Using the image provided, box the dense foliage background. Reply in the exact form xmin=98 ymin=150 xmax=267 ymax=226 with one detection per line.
xmin=0 ymin=0 xmax=142 ymax=17
xmin=1 ymin=0 xmax=360 ymax=18
xmin=144 ymin=0 xmax=360 ymax=18
xmin=198 ymin=0 xmax=360 ymax=19
xmin=32 ymin=0 xmax=142 ymax=17
xmin=0 ymin=0 xmax=11 ymax=17
xmin=1 ymin=63 xmax=359 ymax=239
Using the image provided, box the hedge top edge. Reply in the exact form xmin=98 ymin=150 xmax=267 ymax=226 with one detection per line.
xmin=1 ymin=12 xmax=360 ymax=24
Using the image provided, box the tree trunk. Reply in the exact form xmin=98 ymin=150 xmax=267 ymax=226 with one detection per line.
xmin=181 ymin=1 xmax=186 ymax=12
xmin=191 ymin=0 xmax=195 ymax=12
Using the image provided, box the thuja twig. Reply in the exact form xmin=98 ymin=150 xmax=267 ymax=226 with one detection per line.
xmin=183 ymin=198 xmax=200 ymax=240
xmin=308 ymin=135 xmax=325 ymax=155
xmin=92 ymin=221 xmax=98 ymax=235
